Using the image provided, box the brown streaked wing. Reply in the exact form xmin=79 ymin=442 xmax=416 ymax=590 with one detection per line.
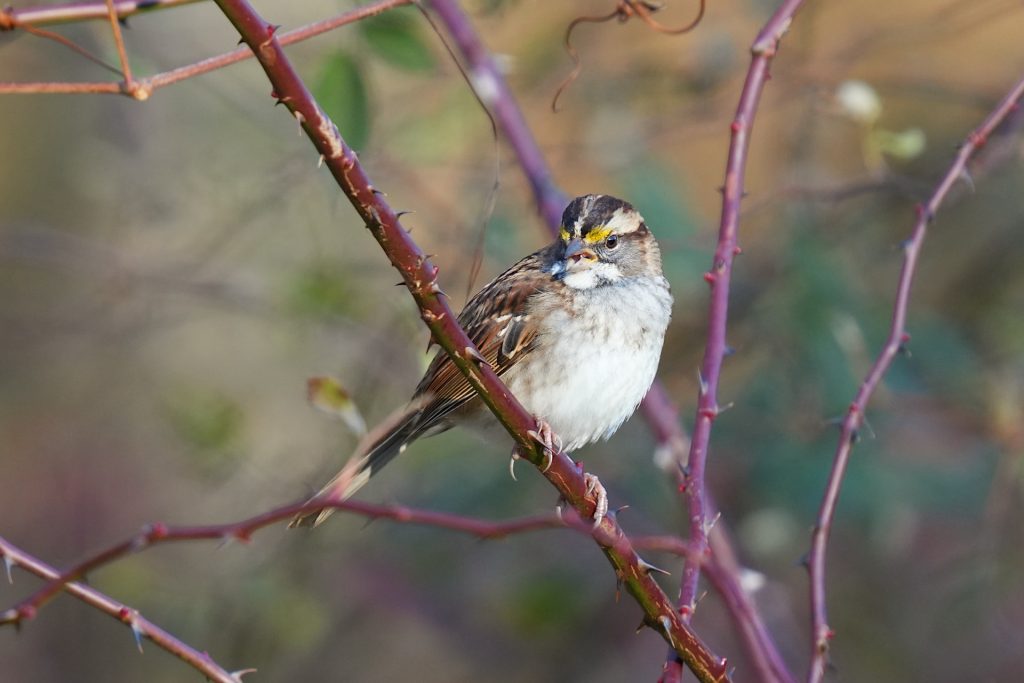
xmin=411 ymin=246 xmax=555 ymax=428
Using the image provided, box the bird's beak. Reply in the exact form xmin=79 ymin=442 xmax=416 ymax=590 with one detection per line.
xmin=563 ymin=238 xmax=597 ymax=268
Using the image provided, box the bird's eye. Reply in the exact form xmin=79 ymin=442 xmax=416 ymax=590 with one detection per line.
xmin=605 ymin=235 xmax=619 ymax=249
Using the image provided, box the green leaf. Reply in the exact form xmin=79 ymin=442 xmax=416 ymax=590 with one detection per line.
xmin=358 ymin=9 xmax=436 ymax=72
xmin=314 ymin=51 xmax=370 ymax=150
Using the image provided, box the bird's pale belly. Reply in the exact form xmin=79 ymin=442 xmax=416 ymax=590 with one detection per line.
xmin=502 ymin=279 xmax=671 ymax=452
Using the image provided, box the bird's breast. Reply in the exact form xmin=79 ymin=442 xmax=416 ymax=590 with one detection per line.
xmin=502 ymin=276 xmax=672 ymax=452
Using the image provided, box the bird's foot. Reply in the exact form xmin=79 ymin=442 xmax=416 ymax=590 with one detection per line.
xmin=584 ymin=472 xmax=608 ymax=528
xmin=526 ymin=417 xmax=560 ymax=473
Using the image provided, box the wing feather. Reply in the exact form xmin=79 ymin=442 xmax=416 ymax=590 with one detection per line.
xmin=412 ymin=246 xmax=554 ymax=427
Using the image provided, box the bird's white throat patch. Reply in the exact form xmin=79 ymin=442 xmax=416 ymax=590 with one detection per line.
xmin=559 ymin=261 xmax=622 ymax=290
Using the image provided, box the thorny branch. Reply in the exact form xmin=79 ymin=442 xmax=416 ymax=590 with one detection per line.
xmin=664 ymin=2 xmax=810 ymax=682
xmin=0 ymin=535 xmax=244 ymax=683
xmin=804 ymin=72 xmax=1024 ymax=683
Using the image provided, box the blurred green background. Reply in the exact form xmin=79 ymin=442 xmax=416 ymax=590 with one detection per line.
xmin=2 ymin=0 xmax=1024 ymax=681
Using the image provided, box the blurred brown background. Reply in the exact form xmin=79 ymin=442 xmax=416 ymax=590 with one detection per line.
xmin=2 ymin=0 xmax=1024 ymax=681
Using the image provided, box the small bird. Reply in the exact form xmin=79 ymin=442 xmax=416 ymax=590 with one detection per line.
xmin=290 ymin=194 xmax=673 ymax=528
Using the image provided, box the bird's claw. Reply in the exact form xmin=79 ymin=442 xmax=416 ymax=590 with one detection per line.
xmin=584 ymin=473 xmax=608 ymax=528
xmin=526 ymin=418 xmax=560 ymax=473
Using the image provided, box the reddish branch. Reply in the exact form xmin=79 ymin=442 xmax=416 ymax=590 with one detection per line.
xmin=0 ymin=501 xmax=571 ymax=626
xmin=664 ymin=2 xmax=810 ymax=682
xmin=0 ymin=535 xmax=243 ymax=683
xmin=0 ymin=0 xmax=414 ymax=98
xmin=427 ymin=3 xmax=793 ymax=680
xmin=804 ymin=73 xmax=1024 ymax=683
xmin=197 ymin=1 xmax=730 ymax=680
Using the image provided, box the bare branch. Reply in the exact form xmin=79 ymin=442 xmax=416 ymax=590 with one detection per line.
xmin=0 ymin=535 xmax=242 ymax=683
xmin=805 ymin=72 xmax=1024 ymax=683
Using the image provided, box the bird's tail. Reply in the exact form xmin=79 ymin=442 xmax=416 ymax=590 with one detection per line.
xmin=288 ymin=402 xmax=428 ymax=528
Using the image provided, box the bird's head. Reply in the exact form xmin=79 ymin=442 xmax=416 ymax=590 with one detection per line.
xmin=549 ymin=194 xmax=662 ymax=289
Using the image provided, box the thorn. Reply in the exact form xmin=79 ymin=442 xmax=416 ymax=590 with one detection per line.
xmin=464 ymin=346 xmax=487 ymax=364
xmin=119 ymin=607 xmax=144 ymax=652
xmin=703 ymin=271 xmax=716 ymax=285
xmin=131 ymin=619 xmax=144 ymax=653
xmin=635 ymin=619 xmax=647 ymax=634
xmin=294 ymin=110 xmax=305 ymax=134
xmin=703 ymin=511 xmax=722 ymax=535
xmin=231 ymin=668 xmax=259 ymax=681
xmin=637 ymin=558 xmax=672 ymax=576
xmin=372 ymin=188 xmax=388 ymax=197
xmin=958 ymin=167 xmax=976 ymax=193
xmin=697 ymin=369 xmax=709 ymax=396
xmin=612 ymin=504 xmax=630 ymax=518
xmin=860 ymin=416 xmax=876 ymax=440
xmin=317 ymin=154 xmax=325 ymax=169
xmin=2 ymin=552 xmax=13 ymax=584
xmin=797 ymin=552 xmax=810 ymax=570
xmin=658 ymin=615 xmax=678 ymax=649
xmin=509 ymin=451 xmax=519 ymax=481
xmin=395 ymin=210 xmax=415 ymax=218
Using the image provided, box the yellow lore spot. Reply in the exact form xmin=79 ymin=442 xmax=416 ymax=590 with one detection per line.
xmin=583 ymin=227 xmax=612 ymax=244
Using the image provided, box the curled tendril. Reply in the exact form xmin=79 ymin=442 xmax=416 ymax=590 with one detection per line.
xmin=551 ymin=0 xmax=707 ymax=112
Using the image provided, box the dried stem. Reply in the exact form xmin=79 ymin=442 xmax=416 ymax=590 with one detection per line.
xmin=428 ymin=2 xmax=791 ymax=679
xmin=0 ymin=535 xmax=242 ymax=683
xmin=195 ymin=1 xmax=731 ymax=679
xmin=804 ymin=73 xmax=1024 ymax=683
xmin=0 ymin=0 xmax=414 ymax=98
xmin=666 ymin=1 xmax=810 ymax=681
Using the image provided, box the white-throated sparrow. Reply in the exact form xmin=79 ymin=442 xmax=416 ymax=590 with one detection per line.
xmin=291 ymin=194 xmax=672 ymax=527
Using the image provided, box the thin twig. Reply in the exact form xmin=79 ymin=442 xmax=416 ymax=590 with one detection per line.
xmin=804 ymin=72 xmax=1024 ymax=683
xmin=207 ymin=1 xmax=729 ymax=679
xmin=552 ymin=0 xmax=706 ymax=111
xmin=0 ymin=535 xmax=242 ymax=683
xmin=104 ymin=0 xmax=133 ymax=81
xmin=0 ymin=0 xmax=202 ymax=29
xmin=0 ymin=0 xmax=415 ymax=98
